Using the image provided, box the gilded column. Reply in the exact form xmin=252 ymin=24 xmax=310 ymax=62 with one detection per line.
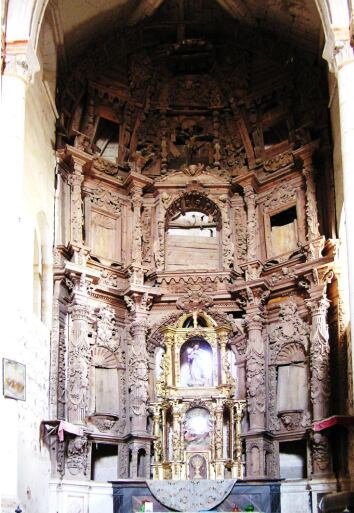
xmin=216 ymin=326 xmax=232 ymax=386
xmin=171 ymin=401 xmax=182 ymax=479
xmin=152 ymin=405 xmax=162 ymax=478
xmin=214 ymin=401 xmax=224 ymax=478
xmin=233 ymin=401 xmax=246 ymax=478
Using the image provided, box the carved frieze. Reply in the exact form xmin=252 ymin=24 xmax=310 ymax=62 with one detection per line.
xmin=86 ymin=187 xmax=122 ymax=215
xmin=264 ymin=151 xmax=293 ymax=173
xmin=262 ymin=184 xmax=297 ymax=212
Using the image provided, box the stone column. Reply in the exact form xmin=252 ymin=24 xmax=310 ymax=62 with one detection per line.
xmin=1 ymin=41 xmax=39 ymax=310
xmin=244 ymin=185 xmax=259 ymax=262
xmin=332 ymin=41 xmax=354 ymax=410
xmin=129 ymin=320 xmax=149 ymax=433
xmin=245 ymin=306 xmax=266 ymax=431
xmin=306 ymin=293 xmax=331 ymax=421
xmin=67 ymin=275 xmax=91 ymax=424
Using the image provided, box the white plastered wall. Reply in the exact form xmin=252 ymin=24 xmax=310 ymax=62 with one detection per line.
xmin=0 ymin=13 xmax=57 ymax=513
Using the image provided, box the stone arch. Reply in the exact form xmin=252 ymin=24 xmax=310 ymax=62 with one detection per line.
xmin=165 ymin=191 xmax=222 ymax=231
xmin=177 ymin=310 xmax=217 ymax=329
xmin=5 ymin=0 xmax=344 ymax=60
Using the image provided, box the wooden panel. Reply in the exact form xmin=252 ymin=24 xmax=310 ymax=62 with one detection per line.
xmin=165 ymin=233 xmax=220 ymax=270
xmin=95 ymin=367 xmax=119 ymax=414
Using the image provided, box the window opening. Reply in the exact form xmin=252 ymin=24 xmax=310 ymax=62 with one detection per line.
xmin=94 ymin=117 xmax=119 ymax=163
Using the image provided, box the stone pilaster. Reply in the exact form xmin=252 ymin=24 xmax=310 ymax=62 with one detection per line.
xmin=129 ymin=318 xmax=149 ymax=433
xmin=130 ymin=186 xmax=143 ymax=268
xmin=306 ymin=293 xmax=331 ymax=421
xmin=68 ymin=163 xmax=85 ymax=246
xmin=245 ymin=306 xmax=266 ymax=431
xmin=244 ymin=184 xmax=259 ymax=262
xmin=67 ymin=275 xmax=91 ymax=424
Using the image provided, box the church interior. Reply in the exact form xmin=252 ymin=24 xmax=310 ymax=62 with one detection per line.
xmin=1 ymin=1 xmax=354 ymax=513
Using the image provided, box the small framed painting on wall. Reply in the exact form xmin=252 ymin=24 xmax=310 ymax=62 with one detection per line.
xmin=2 ymin=358 xmax=26 ymax=401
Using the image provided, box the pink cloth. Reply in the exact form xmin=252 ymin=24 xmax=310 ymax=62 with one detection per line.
xmin=58 ymin=421 xmax=84 ymax=441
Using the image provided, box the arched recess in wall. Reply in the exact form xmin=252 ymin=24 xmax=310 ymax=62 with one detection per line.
xmin=90 ymin=346 xmax=119 ymax=415
xmin=164 ymin=192 xmax=222 ymax=271
xmin=276 ymin=342 xmax=308 ymax=413
xmin=37 ymin=11 xmax=57 ymax=110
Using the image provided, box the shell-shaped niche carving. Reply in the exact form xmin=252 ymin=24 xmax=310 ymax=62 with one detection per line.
xmin=276 ymin=342 xmax=306 ymax=365
xmin=92 ymin=346 xmax=117 ymax=368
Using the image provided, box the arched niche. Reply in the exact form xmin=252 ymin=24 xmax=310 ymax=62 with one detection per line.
xmin=164 ymin=192 xmax=222 ymax=271
xmin=90 ymin=346 xmax=119 ymax=415
xmin=276 ymin=342 xmax=308 ymax=413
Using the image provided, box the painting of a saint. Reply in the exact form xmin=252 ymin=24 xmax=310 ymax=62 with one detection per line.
xmin=183 ymin=407 xmax=212 ymax=451
xmin=180 ymin=338 xmax=213 ymax=387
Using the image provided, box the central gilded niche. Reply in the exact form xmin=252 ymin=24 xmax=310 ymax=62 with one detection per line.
xmin=150 ymin=311 xmax=245 ymax=480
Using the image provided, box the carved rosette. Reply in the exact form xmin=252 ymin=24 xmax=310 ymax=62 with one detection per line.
xmin=306 ymin=295 xmax=331 ymax=421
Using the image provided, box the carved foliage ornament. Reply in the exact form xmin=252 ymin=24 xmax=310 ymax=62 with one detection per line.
xmin=86 ymin=187 xmax=122 ymax=214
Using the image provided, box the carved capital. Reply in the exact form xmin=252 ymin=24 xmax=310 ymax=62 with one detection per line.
xmin=331 ymin=40 xmax=354 ymax=73
xmin=4 ymin=40 xmax=40 ymax=83
xmin=130 ymin=186 xmax=143 ymax=207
